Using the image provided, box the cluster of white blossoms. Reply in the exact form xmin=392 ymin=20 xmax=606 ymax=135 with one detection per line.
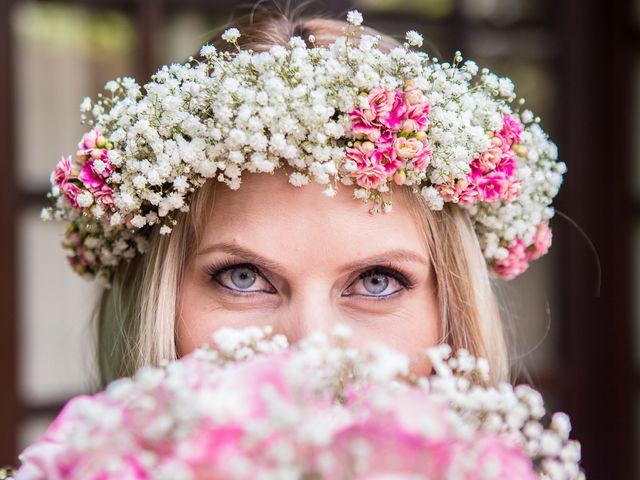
xmin=42 ymin=10 xmax=565 ymax=283
xmin=12 ymin=325 xmax=583 ymax=479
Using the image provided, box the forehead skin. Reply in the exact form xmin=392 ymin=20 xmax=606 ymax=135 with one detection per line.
xmin=200 ymin=172 xmax=427 ymax=264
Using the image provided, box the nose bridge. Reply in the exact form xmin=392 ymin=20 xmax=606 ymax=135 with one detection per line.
xmin=280 ymin=281 xmax=335 ymax=343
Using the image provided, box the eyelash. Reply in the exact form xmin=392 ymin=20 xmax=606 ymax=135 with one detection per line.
xmin=352 ymin=266 xmax=414 ymax=298
xmin=205 ymin=261 xmax=415 ymax=298
xmin=206 ymin=260 xmax=274 ymax=294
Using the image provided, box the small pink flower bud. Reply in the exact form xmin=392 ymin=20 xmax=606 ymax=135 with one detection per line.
xmin=394 ymin=169 xmax=406 ymax=185
xmin=364 ymin=109 xmax=376 ymax=121
xmin=361 ymin=141 xmax=375 ymax=155
xmin=96 ymin=136 xmax=107 ymax=148
xmin=367 ymin=129 xmax=381 ymax=142
xmin=401 ymin=119 xmax=417 ymax=133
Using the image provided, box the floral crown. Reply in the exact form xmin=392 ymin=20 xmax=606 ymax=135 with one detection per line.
xmin=42 ymin=10 xmax=565 ymax=284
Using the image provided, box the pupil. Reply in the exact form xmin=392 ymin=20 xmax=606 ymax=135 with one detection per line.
xmin=363 ymin=274 xmax=389 ymax=295
xmin=230 ymin=268 xmax=256 ymax=289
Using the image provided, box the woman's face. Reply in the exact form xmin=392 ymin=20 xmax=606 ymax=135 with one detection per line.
xmin=177 ymin=172 xmax=440 ymax=374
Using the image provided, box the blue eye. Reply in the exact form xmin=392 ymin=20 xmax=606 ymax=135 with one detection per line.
xmin=229 ymin=267 xmax=257 ymax=289
xmin=362 ymin=272 xmax=389 ymax=295
xmin=211 ymin=263 xmax=275 ymax=293
xmin=345 ymin=267 xmax=411 ymax=298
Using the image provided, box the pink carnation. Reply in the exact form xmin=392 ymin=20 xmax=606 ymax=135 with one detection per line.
xmin=412 ymin=141 xmax=432 ymax=171
xmin=499 ymin=114 xmax=524 ymax=147
xmin=404 ymin=101 xmax=430 ymax=131
xmin=349 ymin=108 xmax=381 ymax=141
xmin=367 ymin=87 xmax=395 ymax=118
xmin=475 ymin=172 xmax=509 ymax=202
xmin=62 ymin=183 xmax=81 ymax=208
xmin=494 ymin=240 xmax=530 ymax=279
xmin=378 ymin=91 xmax=407 ymax=131
xmin=78 ymin=156 xmax=113 ymax=192
xmin=53 ymin=156 xmax=72 ymax=186
xmin=77 ymin=129 xmax=102 ymax=152
xmin=346 ymin=146 xmax=388 ymax=188
xmin=528 ymin=222 xmax=552 ymax=261
xmin=371 ymin=144 xmax=402 ymax=174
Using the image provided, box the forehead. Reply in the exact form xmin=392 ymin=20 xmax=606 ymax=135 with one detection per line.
xmin=198 ymin=172 xmax=428 ymax=268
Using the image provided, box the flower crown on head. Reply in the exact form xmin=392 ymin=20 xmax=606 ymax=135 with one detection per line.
xmin=42 ymin=10 xmax=565 ymax=285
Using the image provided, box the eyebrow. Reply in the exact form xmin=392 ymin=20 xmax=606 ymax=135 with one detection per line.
xmin=196 ymin=241 xmax=430 ymax=275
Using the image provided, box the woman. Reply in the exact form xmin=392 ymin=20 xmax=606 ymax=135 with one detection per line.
xmin=44 ymin=6 xmax=563 ymax=389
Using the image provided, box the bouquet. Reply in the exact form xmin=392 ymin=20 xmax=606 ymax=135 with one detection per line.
xmin=10 ymin=326 xmax=583 ymax=479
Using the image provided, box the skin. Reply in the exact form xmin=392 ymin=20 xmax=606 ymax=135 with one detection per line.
xmin=177 ymin=171 xmax=440 ymax=374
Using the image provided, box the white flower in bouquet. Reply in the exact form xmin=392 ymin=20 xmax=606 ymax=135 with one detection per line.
xmin=11 ymin=326 xmax=583 ymax=480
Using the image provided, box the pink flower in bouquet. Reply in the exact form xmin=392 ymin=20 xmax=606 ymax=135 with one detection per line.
xmin=411 ymin=141 xmax=432 ymax=171
xmin=367 ymin=87 xmax=395 ymax=118
xmin=378 ymin=91 xmax=407 ymax=131
xmin=475 ymin=147 xmax=503 ymax=172
xmin=404 ymin=101 xmax=430 ymax=131
xmin=445 ymin=435 xmax=538 ymax=480
xmin=78 ymin=155 xmax=113 ymax=192
xmin=94 ymin=185 xmax=115 ymax=207
xmin=475 ymin=172 xmax=509 ymax=202
xmin=528 ymin=222 xmax=553 ymax=261
xmin=61 ymin=183 xmax=81 ymax=208
xmin=393 ymin=137 xmax=424 ymax=159
xmin=371 ymin=144 xmax=402 ymax=174
xmin=350 ymin=109 xmax=381 ymax=141
xmin=494 ymin=153 xmax=516 ymax=178
xmin=498 ymin=114 xmax=524 ymax=148
xmin=53 ymin=156 xmax=72 ymax=186
xmin=438 ymin=179 xmax=479 ymax=205
xmin=494 ymin=240 xmax=530 ymax=279
xmin=76 ymin=129 xmax=105 ymax=154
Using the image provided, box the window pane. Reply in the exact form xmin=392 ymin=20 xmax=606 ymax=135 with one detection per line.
xmin=18 ymin=208 xmax=99 ymax=404
xmin=11 ymin=2 xmax=136 ymax=192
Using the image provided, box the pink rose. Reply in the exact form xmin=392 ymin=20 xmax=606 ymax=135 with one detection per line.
xmin=499 ymin=114 xmax=524 ymax=147
xmin=368 ymin=87 xmax=395 ymax=118
xmin=393 ymin=137 xmax=424 ymax=159
xmin=494 ymin=153 xmax=516 ymax=178
xmin=352 ymin=159 xmax=388 ymax=188
xmin=494 ymin=240 xmax=530 ymax=279
xmin=378 ymin=91 xmax=407 ymax=131
xmin=405 ymin=101 xmax=430 ymax=131
xmin=377 ymin=129 xmax=395 ymax=147
xmin=53 ymin=155 xmax=72 ymax=186
xmin=411 ymin=141 xmax=432 ymax=171
xmin=346 ymin=145 xmax=369 ymax=168
xmin=78 ymin=156 xmax=112 ymax=191
xmin=94 ymin=185 xmax=115 ymax=207
xmin=438 ymin=179 xmax=479 ymax=204
xmin=62 ymin=183 xmax=81 ymax=208
xmin=476 ymin=172 xmax=509 ymax=202
xmin=475 ymin=147 xmax=503 ymax=172
xmin=403 ymin=87 xmax=425 ymax=106
xmin=528 ymin=222 xmax=552 ymax=261
xmin=371 ymin=145 xmax=402 ymax=174
xmin=77 ymin=129 xmax=101 ymax=151
xmin=350 ymin=109 xmax=381 ymax=140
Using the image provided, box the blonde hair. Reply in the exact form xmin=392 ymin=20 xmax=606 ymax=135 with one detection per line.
xmin=94 ymin=7 xmax=510 ymax=388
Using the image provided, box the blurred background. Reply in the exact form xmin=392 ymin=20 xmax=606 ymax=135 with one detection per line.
xmin=0 ymin=0 xmax=635 ymax=477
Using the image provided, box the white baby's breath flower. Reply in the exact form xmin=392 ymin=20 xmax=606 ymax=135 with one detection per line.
xmin=405 ymin=30 xmax=423 ymax=48
xmin=221 ymin=28 xmax=241 ymax=43
xmin=159 ymin=225 xmax=172 ymax=235
xmin=346 ymin=10 xmax=363 ymax=26
xmin=77 ymin=192 xmax=94 ymax=208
